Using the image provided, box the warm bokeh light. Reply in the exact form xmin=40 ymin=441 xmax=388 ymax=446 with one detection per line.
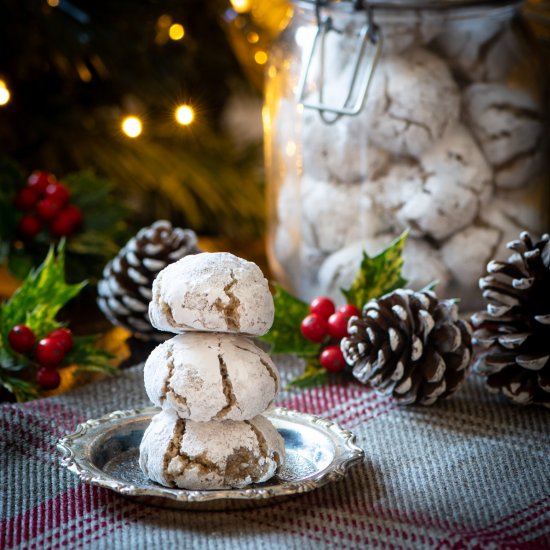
xmin=285 ymin=140 xmax=296 ymax=157
xmin=254 ymin=50 xmax=268 ymax=65
xmin=121 ymin=116 xmax=142 ymax=138
xmin=175 ymin=105 xmax=194 ymax=125
xmin=157 ymin=14 xmax=172 ymax=28
xmin=169 ymin=23 xmax=185 ymax=41
xmin=0 ymin=81 xmax=10 ymax=106
xmin=47 ymin=0 xmax=59 ymax=6
xmin=230 ymin=0 xmax=252 ymax=13
xmin=247 ymin=31 xmax=259 ymax=44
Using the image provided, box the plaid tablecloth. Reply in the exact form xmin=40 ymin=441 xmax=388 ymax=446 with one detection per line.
xmin=1 ymin=357 xmax=549 ymax=549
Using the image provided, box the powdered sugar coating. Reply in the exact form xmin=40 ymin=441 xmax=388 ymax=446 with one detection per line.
xmin=300 ymin=177 xmax=388 ymax=254
xmin=144 ymin=333 xmax=279 ymax=422
xmin=148 ymin=252 xmax=274 ymax=336
xmin=363 ymin=48 xmax=460 ymax=159
xmin=389 ymin=124 xmax=492 ymax=241
xmin=139 ymin=410 xmax=285 ymax=490
xmin=464 ymin=83 xmax=544 ymax=189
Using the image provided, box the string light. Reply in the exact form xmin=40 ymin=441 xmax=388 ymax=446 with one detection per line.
xmin=157 ymin=14 xmax=172 ymax=28
xmin=175 ymin=105 xmax=194 ymax=126
xmin=247 ymin=32 xmax=259 ymax=44
xmin=254 ymin=51 xmax=268 ymax=65
xmin=0 ymin=81 xmax=10 ymax=106
xmin=230 ymin=0 xmax=251 ymax=13
xmin=169 ymin=23 xmax=185 ymax=41
xmin=47 ymin=0 xmax=59 ymax=6
xmin=121 ymin=116 xmax=142 ymax=138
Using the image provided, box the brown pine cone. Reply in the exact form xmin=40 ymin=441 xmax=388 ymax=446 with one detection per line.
xmin=342 ymin=289 xmax=472 ymax=405
xmin=97 ymin=220 xmax=200 ymax=340
xmin=472 ymin=232 xmax=550 ymax=407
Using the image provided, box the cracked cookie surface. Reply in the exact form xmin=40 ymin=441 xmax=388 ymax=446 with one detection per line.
xmin=363 ymin=48 xmax=460 ymax=159
xmin=139 ymin=410 xmax=285 ymax=490
xmin=148 ymin=252 xmax=274 ymax=336
xmin=144 ymin=332 xmax=280 ymax=422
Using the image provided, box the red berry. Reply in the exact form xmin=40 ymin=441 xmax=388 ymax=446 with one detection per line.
xmin=49 ymin=208 xmax=79 ymax=237
xmin=44 ymin=182 xmax=70 ymax=206
xmin=17 ymin=215 xmax=42 ymax=240
xmin=338 ymin=304 xmax=361 ymax=319
xmin=61 ymin=204 xmax=83 ymax=228
xmin=35 ymin=337 xmax=65 ymax=368
xmin=14 ymin=187 xmax=39 ymax=211
xmin=36 ymin=197 xmax=63 ymax=221
xmin=327 ymin=311 xmax=350 ymax=339
xmin=48 ymin=328 xmax=74 ymax=353
xmin=310 ymin=296 xmax=335 ymax=319
xmin=300 ymin=313 xmax=328 ymax=343
xmin=36 ymin=367 xmax=61 ymax=390
xmin=8 ymin=325 xmax=36 ymax=354
xmin=27 ymin=171 xmax=55 ymax=194
xmin=320 ymin=345 xmax=346 ymax=373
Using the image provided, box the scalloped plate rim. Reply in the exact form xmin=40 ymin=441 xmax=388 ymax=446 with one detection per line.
xmin=57 ymin=406 xmax=365 ymax=504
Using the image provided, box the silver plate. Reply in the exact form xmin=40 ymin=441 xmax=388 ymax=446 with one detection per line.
xmin=57 ymin=406 xmax=364 ymax=511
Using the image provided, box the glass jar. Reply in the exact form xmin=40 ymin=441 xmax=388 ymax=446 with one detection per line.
xmin=264 ymin=0 xmax=549 ymax=309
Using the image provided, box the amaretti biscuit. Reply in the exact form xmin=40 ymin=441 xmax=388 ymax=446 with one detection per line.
xmin=464 ymin=83 xmax=544 ymax=189
xmin=148 ymin=252 xmax=274 ymax=335
xmin=144 ymin=332 xmax=279 ymax=422
xmin=363 ymin=48 xmax=460 ymax=159
xmin=139 ymin=410 xmax=285 ymax=490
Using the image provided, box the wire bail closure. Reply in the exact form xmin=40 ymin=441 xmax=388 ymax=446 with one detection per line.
xmin=297 ymin=0 xmax=382 ymax=124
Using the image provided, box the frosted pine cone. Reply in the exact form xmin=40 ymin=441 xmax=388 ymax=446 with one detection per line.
xmin=97 ymin=220 xmax=200 ymax=340
xmin=342 ymin=289 xmax=472 ymax=405
xmin=472 ymin=232 xmax=550 ymax=407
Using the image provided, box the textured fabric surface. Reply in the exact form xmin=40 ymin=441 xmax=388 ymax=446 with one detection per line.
xmin=1 ymin=356 xmax=549 ymax=549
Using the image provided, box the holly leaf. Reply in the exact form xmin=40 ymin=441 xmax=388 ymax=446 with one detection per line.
xmin=0 ymin=242 xmax=85 ymax=337
xmin=0 ymin=243 xmax=117 ymax=402
xmin=0 ymin=372 xmax=39 ymax=402
xmin=342 ymin=231 xmax=409 ymax=309
xmin=67 ymin=335 xmax=117 ymax=376
xmin=260 ymin=284 xmax=319 ymax=357
xmin=287 ymin=358 xmax=329 ymax=389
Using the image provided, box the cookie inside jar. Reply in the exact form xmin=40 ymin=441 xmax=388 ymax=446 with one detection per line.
xmin=264 ymin=0 xmax=549 ymax=310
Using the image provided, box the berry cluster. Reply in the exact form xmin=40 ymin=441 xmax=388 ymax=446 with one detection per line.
xmin=8 ymin=324 xmax=74 ymax=390
xmin=14 ymin=171 xmax=83 ymax=241
xmin=300 ymin=296 xmax=360 ymax=373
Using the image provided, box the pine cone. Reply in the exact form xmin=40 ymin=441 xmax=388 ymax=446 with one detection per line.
xmin=342 ymin=289 xmax=472 ymax=405
xmin=97 ymin=220 xmax=200 ymax=340
xmin=472 ymin=232 xmax=550 ymax=407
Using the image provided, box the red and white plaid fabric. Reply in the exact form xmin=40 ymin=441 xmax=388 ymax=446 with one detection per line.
xmin=1 ymin=358 xmax=549 ymax=549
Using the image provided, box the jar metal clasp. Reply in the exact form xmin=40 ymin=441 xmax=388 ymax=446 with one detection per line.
xmin=297 ymin=0 xmax=382 ymax=124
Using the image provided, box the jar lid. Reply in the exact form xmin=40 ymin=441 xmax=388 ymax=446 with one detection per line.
xmin=296 ymin=0 xmax=520 ymax=10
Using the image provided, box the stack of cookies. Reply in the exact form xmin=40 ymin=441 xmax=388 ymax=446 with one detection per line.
xmin=139 ymin=252 xmax=284 ymax=490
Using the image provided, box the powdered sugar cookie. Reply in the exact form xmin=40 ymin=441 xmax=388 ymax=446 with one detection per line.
xmin=301 ymin=176 xmax=387 ymax=253
xmin=363 ymin=48 xmax=460 ymax=159
xmin=149 ymin=252 xmax=274 ymax=336
xmin=144 ymin=333 xmax=279 ymax=422
xmin=393 ymin=124 xmax=492 ymax=240
xmin=464 ymin=83 xmax=544 ymax=189
xmin=139 ymin=410 xmax=284 ymax=490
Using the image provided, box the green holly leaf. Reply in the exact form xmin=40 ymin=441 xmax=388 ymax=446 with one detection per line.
xmin=0 ymin=372 xmax=39 ymax=402
xmin=287 ymin=358 xmax=329 ymax=389
xmin=0 ymin=243 xmax=116 ymax=401
xmin=67 ymin=335 xmax=117 ymax=376
xmin=0 ymin=241 xmax=85 ymax=337
xmin=342 ymin=231 xmax=409 ymax=310
xmin=260 ymin=284 xmax=319 ymax=357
